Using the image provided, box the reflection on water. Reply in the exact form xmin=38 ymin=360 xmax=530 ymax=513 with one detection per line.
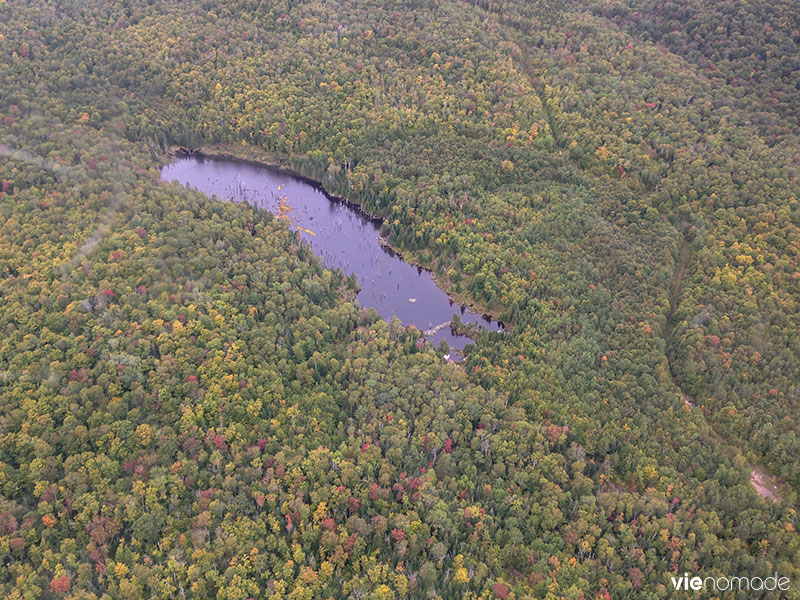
xmin=161 ymin=156 xmax=502 ymax=356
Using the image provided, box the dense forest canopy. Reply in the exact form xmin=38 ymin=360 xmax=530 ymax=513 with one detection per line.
xmin=1 ymin=0 xmax=799 ymax=598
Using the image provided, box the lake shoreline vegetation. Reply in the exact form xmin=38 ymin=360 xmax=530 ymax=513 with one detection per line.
xmin=1 ymin=0 xmax=799 ymax=598
xmin=165 ymin=143 xmax=508 ymax=336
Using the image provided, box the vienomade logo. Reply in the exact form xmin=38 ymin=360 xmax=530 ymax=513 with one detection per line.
xmin=670 ymin=572 xmax=791 ymax=593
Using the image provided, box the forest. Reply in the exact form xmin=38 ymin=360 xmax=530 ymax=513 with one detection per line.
xmin=0 ymin=0 xmax=799 ymax=598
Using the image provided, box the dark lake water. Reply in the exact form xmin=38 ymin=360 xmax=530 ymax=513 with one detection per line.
xmin=160 ymin=156 xmax=502 ymax=356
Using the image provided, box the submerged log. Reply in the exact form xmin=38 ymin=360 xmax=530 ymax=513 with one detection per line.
xmin=424 ymin=321 xmax=451 ymax=337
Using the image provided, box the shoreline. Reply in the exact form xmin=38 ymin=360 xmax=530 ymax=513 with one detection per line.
xmin=165 ymin=144 xmax=506 ymax=334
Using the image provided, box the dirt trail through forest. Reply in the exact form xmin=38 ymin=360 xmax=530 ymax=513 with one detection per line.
xmin=663 ymin=235 xmax=784 ymax=503
xmin=664 ymin=237 xmax=691 ymax=346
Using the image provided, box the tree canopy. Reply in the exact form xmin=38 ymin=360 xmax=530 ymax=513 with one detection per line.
xmin=1 ymin=0 xmax=799 ymax=598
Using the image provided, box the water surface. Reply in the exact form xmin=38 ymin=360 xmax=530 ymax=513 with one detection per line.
xmin=161 ymin=156 xmax=502 ymax=355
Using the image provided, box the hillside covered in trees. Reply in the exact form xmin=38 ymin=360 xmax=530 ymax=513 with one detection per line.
xmin=1 ymin=0 xmax=799 ymax=598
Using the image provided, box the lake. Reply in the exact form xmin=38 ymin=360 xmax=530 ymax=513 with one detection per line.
xmin=161 ymin=155 xmax=502 ymax=357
